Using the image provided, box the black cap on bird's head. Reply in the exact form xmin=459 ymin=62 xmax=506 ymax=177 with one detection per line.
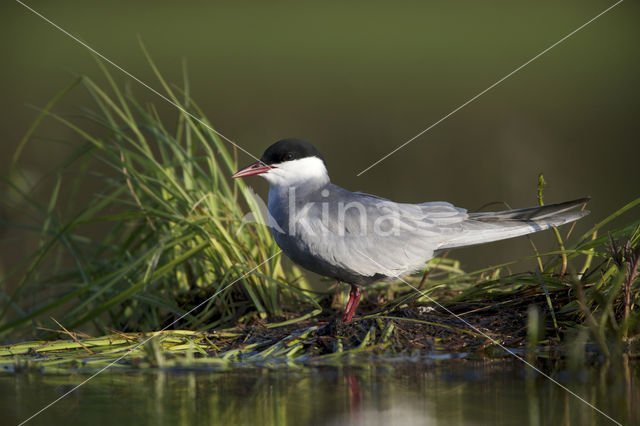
xmin=232 ymin=138 xmax=326 ymax=179
xmin=260 ymin=138 xmax=325 ymax=166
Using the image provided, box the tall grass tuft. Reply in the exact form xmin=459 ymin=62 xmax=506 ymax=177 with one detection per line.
xmin=0 ymin=58 xmax=318 ymax=338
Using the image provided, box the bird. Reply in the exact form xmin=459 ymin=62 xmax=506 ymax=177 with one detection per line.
xmin=232 ymin=138 xmax=590 ymax=322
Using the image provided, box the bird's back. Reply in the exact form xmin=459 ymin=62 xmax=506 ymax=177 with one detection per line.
xmin=267 ymin=183 xmax=468 ymax=283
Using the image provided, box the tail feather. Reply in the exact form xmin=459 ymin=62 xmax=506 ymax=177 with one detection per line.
xmin=438 ymin=198 xmax=590 ymax=250
xmin=469 ymin=197 xmax=590 ymax=221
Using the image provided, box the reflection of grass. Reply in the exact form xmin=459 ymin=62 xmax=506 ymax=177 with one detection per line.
xmin=7 ymin=359 xmax=636 ymax=426
xmin=1 ymin=59 xmax=639 ymax=365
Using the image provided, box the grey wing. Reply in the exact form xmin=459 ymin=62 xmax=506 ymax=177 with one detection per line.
xmin=299 ymin=192 xmax=468 ymax=279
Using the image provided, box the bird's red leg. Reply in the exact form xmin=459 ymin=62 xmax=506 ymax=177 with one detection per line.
xmin=342 ymin=285 xmax=362 ymax=322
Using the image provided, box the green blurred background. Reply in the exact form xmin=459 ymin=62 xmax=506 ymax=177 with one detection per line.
xmin=2 ymin=0 xmax=639 ymax=275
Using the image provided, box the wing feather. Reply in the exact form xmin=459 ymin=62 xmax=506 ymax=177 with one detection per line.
xmin=281 ymin=187 xmax=468 ymax=280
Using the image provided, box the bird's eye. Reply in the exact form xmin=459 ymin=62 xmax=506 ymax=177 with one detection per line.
xmin=284 ymin=153 xmax=294 ymax=161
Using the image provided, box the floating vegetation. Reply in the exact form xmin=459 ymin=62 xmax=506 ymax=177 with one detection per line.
xmin=0 ymin=318 xmax=502 ymax=374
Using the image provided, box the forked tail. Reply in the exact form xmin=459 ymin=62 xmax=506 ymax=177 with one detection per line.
xmin=438 ymin=198 xmax=590 ymax=250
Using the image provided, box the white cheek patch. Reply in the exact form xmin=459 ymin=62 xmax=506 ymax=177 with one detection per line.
xmin=262 ymin=157 xmax=329 ymax=187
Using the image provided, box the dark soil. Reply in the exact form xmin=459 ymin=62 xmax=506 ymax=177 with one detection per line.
xmin=209 ymin=303 xmax=533 ymax=358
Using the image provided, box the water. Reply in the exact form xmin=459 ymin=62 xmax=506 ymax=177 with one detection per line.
xmin=2 ymin=359 xmax=636 ymax=425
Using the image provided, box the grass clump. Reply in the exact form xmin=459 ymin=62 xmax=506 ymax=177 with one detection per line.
xmin=0 ymin=58 xmax=318 ymax=339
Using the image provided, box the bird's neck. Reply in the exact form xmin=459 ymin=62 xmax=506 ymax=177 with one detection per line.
xmin=268 ymin=176 xmax=329 ymax=204
xmin=267 ymin=177 xmax=330 ymax=228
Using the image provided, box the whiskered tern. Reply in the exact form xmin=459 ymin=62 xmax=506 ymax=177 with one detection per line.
xmin=233 ymin=138 xmax=589 ymax=322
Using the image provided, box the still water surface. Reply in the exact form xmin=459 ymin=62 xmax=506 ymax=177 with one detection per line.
xmin=1 ymin=359 xmax=636 ymax=425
